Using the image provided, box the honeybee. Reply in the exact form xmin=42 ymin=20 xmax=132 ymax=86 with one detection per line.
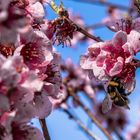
xmin=102 ymin=77 xmax=131 ymax=113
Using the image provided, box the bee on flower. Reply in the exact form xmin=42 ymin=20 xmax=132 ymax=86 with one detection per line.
xmin=80 ymin=29 xmax=140 ymax=112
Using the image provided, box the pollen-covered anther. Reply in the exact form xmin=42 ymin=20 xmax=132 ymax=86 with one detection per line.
xmin=30 ymin=51 xmax=39 ymax=57
xmin=0 ymin=43 xmax=15 ymax=57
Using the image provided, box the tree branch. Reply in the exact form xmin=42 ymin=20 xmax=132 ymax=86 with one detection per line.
xmin=86 ymin=22 xmax=105 ymax=29
xmin=39 ymin=119 xmax=51 ymax=140
xmin=67 ymin=18 xmax=103 ymax=42
xmin=61 ymin=108 xmax=101 ymax=140
xmin=114 ymin=129 xmax=124 ymax=140
xmin=67 ymin=87 xmax=113 ymax=140
xmin=67 ymin=0 xmax=132 ymax=11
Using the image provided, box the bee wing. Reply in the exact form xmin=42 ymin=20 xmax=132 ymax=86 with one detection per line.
xmin=114 ymin=88 xmax=130 ymax=109
xmin=102 ymin=94 xmax=112 ymax=113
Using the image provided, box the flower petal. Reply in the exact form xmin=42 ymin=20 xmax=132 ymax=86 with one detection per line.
xmin=113 ymin=31 xmax=127 ymax=48
xmin=127 ymin=30 xmax=140 ymax=53
xmin=109 ymin=57 xmax=124 ymax=76
xmin=34 ymin=93 xmax=52 ymax=119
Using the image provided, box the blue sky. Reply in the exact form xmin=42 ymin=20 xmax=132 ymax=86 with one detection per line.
xmin=33 ymin=1 xmax=140 ymax=140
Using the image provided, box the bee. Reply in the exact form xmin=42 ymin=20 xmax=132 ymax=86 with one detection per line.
xmin=102 ymin=77 xmax=131 ymax=113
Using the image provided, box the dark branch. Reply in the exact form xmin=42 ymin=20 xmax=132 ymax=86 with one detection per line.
xmin=67 ymin=0 xmax=132 ymax=11
xmin=39 ymin=119 xmax=51 ymax=140
xmin=61 ymin=108 xmax=100 ymax=140
xmin=67 ymin=18 xmax=103 ymax=42
xmin=67 ymin=87 xmax=113 ymax=140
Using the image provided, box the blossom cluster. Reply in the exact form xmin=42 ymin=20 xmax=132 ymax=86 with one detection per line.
xmin=0 ymin=0 xmax=62 ymax=139
xmin=1 ymin=0 xmax=140 ymax=140
xmin=80 ymin=18 xmax=140 ymax=92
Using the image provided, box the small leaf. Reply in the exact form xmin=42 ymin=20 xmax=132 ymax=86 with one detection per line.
xmin=48 ymin=0 xmax=58 ymax=14
xmin=49 ymin=0 xmax=65 ymax=15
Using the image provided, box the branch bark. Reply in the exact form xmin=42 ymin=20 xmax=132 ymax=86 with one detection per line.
xmin=67 ymin=18 xmax=103 ymax=42
xmin=67 ymin=0 xmax=133 ymax=11
xmin=61 ymin=108 xmax=101 ymax=140
xmin=68 ymin=87 xmax=113 ymax=140
xmin=39 ymin=119 xmax=51 ymax=140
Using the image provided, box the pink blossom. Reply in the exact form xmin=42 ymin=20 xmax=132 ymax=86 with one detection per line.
xmin=0 ymin=111 xmax=43 ymax=140
xmin=15 ymin=28 xmax=53 ymax=71
xmin=0 ymin=0 xmax=30 ymax=44
xmin=127 ymin=30 xmax=140 ymax=53
xmin=106 ymin=17 xmax=140 ymax=34
xmin=26 ymin=1 xmax=45 ymax=24
xmin=80 ymin=30 xmax=138 ymax=91
xmin=0 ymin=55 xmax=49 ymax=120
xmin=43 ymin=53 xmax=62 ymax=99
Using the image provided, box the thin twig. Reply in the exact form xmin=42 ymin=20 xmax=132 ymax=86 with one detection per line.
xmin=67 ymin=18 xmax=103 ymax=42
xmin=114 ymin=129 xmax=124 ymax=140
xmin=39 ymin=119 xmax=51 ymax=140
xmin=61 ymin=108 xmax=101 ymax=140
xmin=77 ymin=25 xmax=103 ymax=42
xmin=68 ymin=87 xmax=113 ymax=140
xmin=48 ymin=1 xmax=103 ymax=42
xmin=86 ymin=22 xmax=105 ymax=29
xmin=67 ymin=0 xmax=132 ymax=11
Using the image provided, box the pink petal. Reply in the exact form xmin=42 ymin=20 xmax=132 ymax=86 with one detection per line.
xmin=0 ymin=26 xmax=18 ymax=44
xmin=0 ymin=94 xmax=10 ymax=115
xmin=10 ymin=86 xmax=34 ymax=104
xmin=14 ymin=103 xmax=36 ymax=123
xmin=133 ymin=17 xmax=140 ymax=32
xmin=113 ymin=31 xmax=127 ymax=48
xmin=27 ymin=2 xmax=45 ymax=21
xmin=88 ymin=43 xmax=101 ymax=58
xmin=109 ymin=57 xmax=124 ymax=76
xmin=122 ymin=43 xmax=134 ymax=63
xmin=21 ymin=72 xmax=43 ymax=92
xmin=92 ymin=62 xmax=109 ymax=81
xmin=80 ymin=55 xmax=94 ymax=70
xmin=127 ymin=30 xmax=140 ymax=53
xmin=34 ymin=92 xmax=52 ymax=118
xmin=124 ymin=78 xmax=136 ymax=92
xmin=105 ymin=57 xmax=116 ymax=73
xmin=96 ymin=51 xmax=107 ymax=67
xmin=100 ymin=41 xmax=114 ymax=53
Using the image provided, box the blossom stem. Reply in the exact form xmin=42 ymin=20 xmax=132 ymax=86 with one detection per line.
xmin=39 ymin=119 xmax=51 ymax=140
xmin=67 ymin=0 xmax=132 ymax=11
xmin=68 ymin=87 xmax=113 ymax=140
xmin=61 ymin=108 xmax=100 ymax=140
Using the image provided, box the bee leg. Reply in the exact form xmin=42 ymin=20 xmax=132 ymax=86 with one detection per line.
xmin=124 ymin=104 xmax=130 ymax=110
xmin=123 ymin=92 xmax=132 ymax=96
